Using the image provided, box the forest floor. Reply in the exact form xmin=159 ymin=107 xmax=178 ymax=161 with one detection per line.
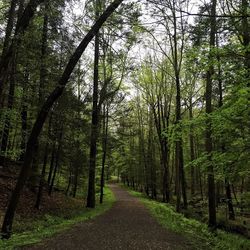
xmin=22 ymin=184 xmax=195 ymax=250
xmin=0 ymin=164 xmax=115 ymax=249
xmin=0 ymin=164 xmax=85 ymax=233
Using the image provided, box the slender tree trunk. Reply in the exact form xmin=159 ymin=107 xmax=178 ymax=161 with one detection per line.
xmin=87 ymin=0 xmax=102 ymax=208
xmin=35 ymin=114 xmax=52 ymax=209
xmin=100 ymin=105 xmax=109 ymax=204
xmin=47 ymin=142 xmax=55 ymax=186
xmin=225 ymin=179 xmax=235 ymax=220
xmin=38 ymin=1 xmax=48 ymax=103
xmin=152 ymin=104 xmax=170 ymax=202
xmin=172 ymin=2 xmax=187 ymax=210
xmin=198 ymin=169 xmax=204 ymax=200
xmin=48 ymin=150 xmax=58 ymax=196
xmin=175 ymin=75 xmax=187 ymax=210
xmin=19 ymin=70 xmax=28 ymax=161
xmin=49 ymin=128 xmax=63 ymax=196
xmin=35 ymin=138 xmax=48 ymax=208
xmin=241 ymin=0 xmax=250 ymax=83
xmin=72 ymin=159 xmax=79 ymax=198
xmin=216 ymin=36 xmax=235 ymax=220
xmin=148 ymin=108 xmax=156 ymax=199
xmin=1 ymin=58 xmax=16 ymax=154
xmin=175 ymin=143 xmax=181 ymax=212
xmin=30 ymin=1 xmax=49 ymax=192
xmin=87 ymin=34 xmax=100 ymax=206
xmin=66 ymin=168 xmax=72 ymax=196
xmin=189 ymin=101 xmax=195 ymax=196
xmin=206 ymin=0 xmax=217 ymax=229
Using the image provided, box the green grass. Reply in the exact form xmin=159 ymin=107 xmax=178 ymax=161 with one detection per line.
xmin=0 ymin=187 xmax=115 ymax=250
xmin=128 ymin=188 xmax=250 ymax=250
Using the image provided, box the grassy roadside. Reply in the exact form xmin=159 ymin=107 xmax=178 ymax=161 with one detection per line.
xmin=0 ymin=187 xmax=115 ymax=250
xmin=126 ymin=187 xmax=250 ymax=250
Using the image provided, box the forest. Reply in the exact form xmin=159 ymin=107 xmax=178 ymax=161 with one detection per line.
xmin=0 ymin=0 xmax=249 ymax=249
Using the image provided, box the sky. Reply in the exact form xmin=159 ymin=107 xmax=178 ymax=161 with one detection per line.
xmin=66 ymin=0 xmax=202 ymax=99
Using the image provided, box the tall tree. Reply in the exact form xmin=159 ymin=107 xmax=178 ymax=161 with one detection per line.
xmin=206 ymin=0 xmax=217 ymax=229
xmin=87 ymin=0 xmax=101 ymax=208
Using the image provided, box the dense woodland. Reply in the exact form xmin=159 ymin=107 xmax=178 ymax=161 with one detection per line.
xmin=0 ymin=0 xmax=249 ymax=242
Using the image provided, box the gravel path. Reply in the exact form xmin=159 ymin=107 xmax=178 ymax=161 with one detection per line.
xmin=24 ymin=184 xmax=193 ymax=250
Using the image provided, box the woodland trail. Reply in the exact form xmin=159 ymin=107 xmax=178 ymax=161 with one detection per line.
xmin=23 ymin=184 xmax=193 ymax=250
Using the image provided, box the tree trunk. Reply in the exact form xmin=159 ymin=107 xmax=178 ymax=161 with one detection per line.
xmin=35 ymin=114 xmax=52 ymax=209
xmin=216 ymin=35 xmax=235 ymax=220
xmin=1 ymin=58 xmax=16 ymax=154
xmin=175 ymin=75 xmax=187 ymax=211
xmin=30 ymin=1 xmax=49 ymax=191
xmin=152 ymin=104 xmax=170 ymax=202
xmin=35 ymin=138 xmax=48 ymax=208
xmin=225 ymin=179 xmax=235 ymax=220
xmin=241 ymin=0 xmax=250 ymax=83
xmin=38 ymin=1 xmax=48 ymax=103
xmin=100 ymin=105 xmax=109 ymax=204
xmin=48 ymin=128 xmax=63 ymax=196
xmin=206 ymin=0 xmax=217 ymax=229
xmin=19 ymin=69 xmax=28 ymax=161
xmin=47 ymin=142 xmax=55 ymax=186
xmin=172 ymin=2 xmax=187 ymax=211
xmin=87 ymin=0 xmax=102 ymax=208
xmin=189 ymin=101 xmax=195 ymax=196
xmin=66 ymin=169 xmax=72 ymax=196
xmin=72 ymin=162 xmax=79 ymax=198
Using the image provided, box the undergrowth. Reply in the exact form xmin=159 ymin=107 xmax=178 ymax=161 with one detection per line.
xmin=0 ymin=187 xmax=115 ymax=250
xmin=128 ymin=189 xmax=250 ymax=250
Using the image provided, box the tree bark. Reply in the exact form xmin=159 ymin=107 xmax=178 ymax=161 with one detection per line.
xmin=19 ymin=69 xmax=28 ymax=161
xmin=87 ymin=2 xmax=100 ymax=207
xmin=241 ymin=0 xmax=250 ymax=83
xmin=49 ymin=128 xmax=63 ymax=196
xmin=1 ymin=57 xmax=16 ymax=154
xmin=216 ymin=36 xmax=235 ymax=220
xmin=189 ymin=102 xmax=195 ymax=196
xmin=29 ymin=0 xmax=49 ymax=192
xmin=206 ymin=0 xmax=217 ymax=229
xmin=38 ymin=1 xmax=48 ymax=103
xmin=35 ymin=114 xmax=52 ymax=209
xmin=100 ymin=104 xmax=109 ymax=204
xmin=47 ymin=142 xmax=55 ymax=186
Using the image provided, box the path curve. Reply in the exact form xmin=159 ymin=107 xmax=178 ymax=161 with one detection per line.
xmin=24 ymin=184 xmax=192 ymax=250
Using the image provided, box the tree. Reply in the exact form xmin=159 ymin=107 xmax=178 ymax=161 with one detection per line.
xmin=87 ymin=0 xmax=101 ymax=208
xmin=205 ymin=0 xmax=217 ymax=229
xmin=0 ymin=0 xmax=45 ymax=102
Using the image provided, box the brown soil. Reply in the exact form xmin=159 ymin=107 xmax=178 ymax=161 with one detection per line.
xmin=0 ymin=164 xmax=84 ymax=232
xmin=23 ymin=184 xmax=194 ymax=250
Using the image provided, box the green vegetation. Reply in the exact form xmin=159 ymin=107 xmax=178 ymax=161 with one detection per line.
xmin=0 ymin=187 xmax=115 ymax=250
xmin=128 ymin=188 xmax=250 ymax=250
